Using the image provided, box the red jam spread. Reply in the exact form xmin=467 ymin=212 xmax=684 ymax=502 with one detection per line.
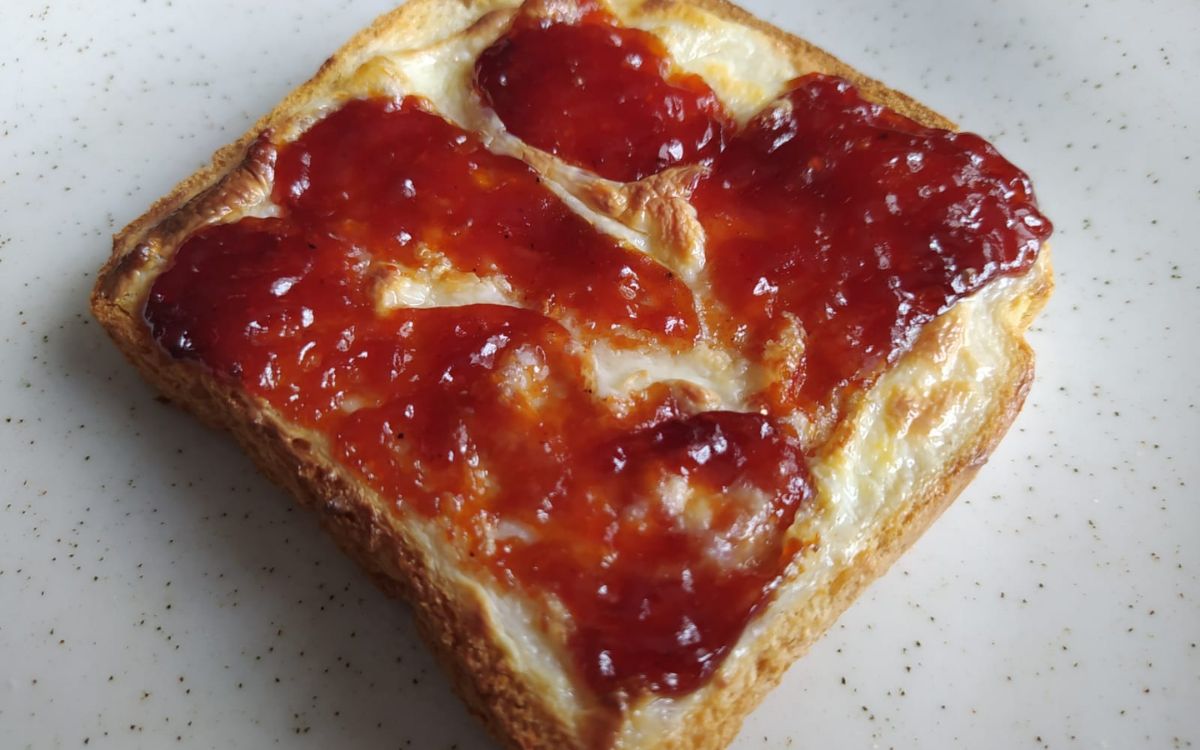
xmin=144 ymin=28 xmax=1050 ymax=702
xmin=475 ymin=1 xmax=729 ymax=182
xmin=145 ymin=97 xmax=806 ymax=698
xmin=693 ymin=74 xmax=1052 ymax=417
xmin=271 ymin=98 xmax=697 ymax=349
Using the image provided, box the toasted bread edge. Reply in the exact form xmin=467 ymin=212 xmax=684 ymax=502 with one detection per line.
xmin=89 ymin=1 xmax=1054 ymax=748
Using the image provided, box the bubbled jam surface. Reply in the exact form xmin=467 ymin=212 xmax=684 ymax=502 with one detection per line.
xmin=475 ymin=1 xmax=729 ymax=182
xmin=144 ymin=46 xmax=1050 ymax=702
xmin=272 ymin=98 xmax=698 ymax=349
xmin=693 ymin=74 xmax=1051 ymax=417
xmin=145 ymin=97 xmax=806 ymax=699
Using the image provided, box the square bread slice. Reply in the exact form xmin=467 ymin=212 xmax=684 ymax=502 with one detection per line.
xmin=91 ymin=1 xmax=1053 ymax=748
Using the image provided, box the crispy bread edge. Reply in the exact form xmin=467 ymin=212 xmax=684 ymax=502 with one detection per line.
xmin=682 ymin=0 xmax=958 ymax=129
xmin=90 ymin=295 xmax=583 ymax=750
xmin=89 ymin=1 xmax=1054 ymax=748
xmin=639 ymin=258 xmax=1054 ymax=750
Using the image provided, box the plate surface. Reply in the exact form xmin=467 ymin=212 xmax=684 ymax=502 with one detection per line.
xmin=1 ymin=1 xmax=1197 ymax=747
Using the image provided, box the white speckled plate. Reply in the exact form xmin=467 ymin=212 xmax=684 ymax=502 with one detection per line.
xmin=2 ymin=1 xmax=1197 ymax=747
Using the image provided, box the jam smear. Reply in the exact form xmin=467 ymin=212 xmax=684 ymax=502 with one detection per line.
xmin=475 ymin=1 xmax=729 ymax=182
xmin=498 ymin=410 xmax=810 ymax=695
xmin=693 ymin=74 xmax=1052 ymax=417
xmin=145 ymin=42 xmax=1053 ymax=701
xmin=273 ymin=97 xmax=697 ymax=348
xmin=145 ymin=97 xmax=806 ymax=699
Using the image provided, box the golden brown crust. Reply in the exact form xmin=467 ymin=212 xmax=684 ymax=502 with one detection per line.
xmin=90 ymin=1 xmax=1054 ymax=749
xmin=642 ymin=257 xmax=1053 ymax=750
xmin=676 ymin=0 xmax=957 ymax=130
xmin=92 ymin=267 xmax=583 ymax=750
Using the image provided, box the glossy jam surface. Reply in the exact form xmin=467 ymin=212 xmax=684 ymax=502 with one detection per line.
xmin=475 ymin=2 xmax=729 ymax=182
xmin=272 ymin=98 xmax=697 ymax=349
xmin=145 ymin=63 xmax=1051 ymax=702
xmin=693 ymin=74 xmax=1052 ymax=418
xmin=145 ymin=97 xmax=807 ymax=699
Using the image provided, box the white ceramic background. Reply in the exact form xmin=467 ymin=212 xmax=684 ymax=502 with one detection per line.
xmin=2 ymin=1 xmax=1197 ymax=747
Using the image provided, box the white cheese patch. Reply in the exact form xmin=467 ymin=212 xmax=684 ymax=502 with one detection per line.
xmin=238 ymin=198 xmax=281 ymax=220
xmin=617 ymin=265 xmax=1038 ymax=742
xmin=611 ymin=0 xmax=798 ymax=123
xmin=656 ymin=475 xmax=782 ymax=569
xmin=369 ymin=41 xmax=486 ymax=129
xmin=494 ymin=343 xmax=558 ymax=414
xmin=589 ymin=339 xmax=750 ymax=412
xmin=371 ymin=257 xmax=518 ymax=312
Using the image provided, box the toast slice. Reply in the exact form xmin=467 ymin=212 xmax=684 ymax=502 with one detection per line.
xmin=90 ymin=1 xmax=1053 ymax=748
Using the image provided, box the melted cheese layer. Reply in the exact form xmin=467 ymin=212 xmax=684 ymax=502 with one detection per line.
xmin=165 ymin=0 xmax=1043 ymax=738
